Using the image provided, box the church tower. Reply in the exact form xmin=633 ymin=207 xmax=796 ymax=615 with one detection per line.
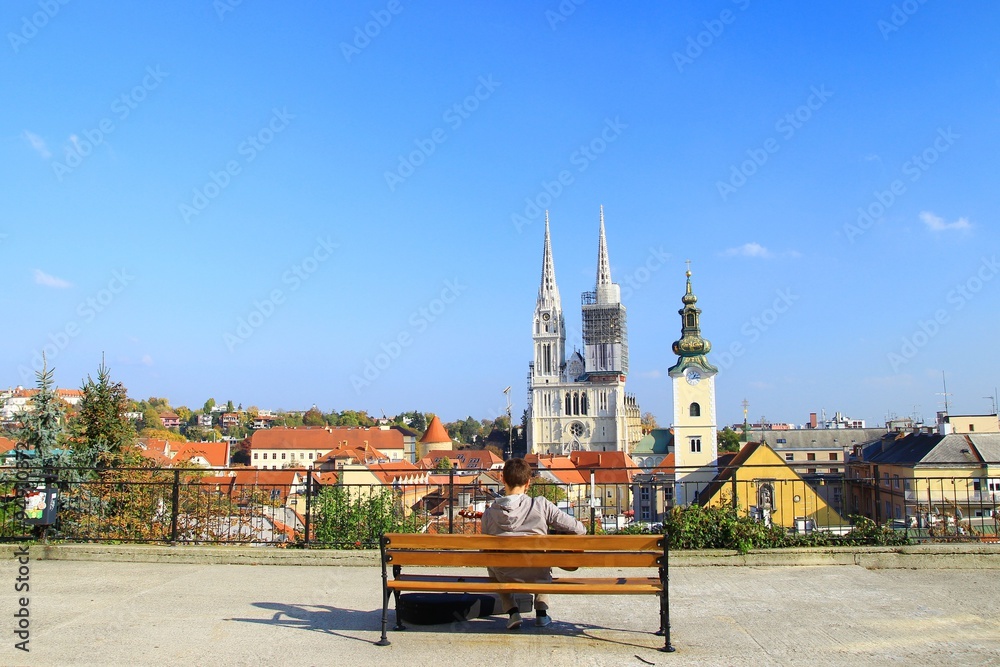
xmin=526 ymin=208 xmax=636 ymax=455
xmin=668 ymin=265 xmax=719 ymax=504
xmin=532 ymin=213 xmax=566 ymax=383
xmin=582 ymin=207 xmax=628 ymax=376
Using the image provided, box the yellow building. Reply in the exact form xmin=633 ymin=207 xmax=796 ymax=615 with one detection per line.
xmin=698 ymin=441 xmax=845 ymax=530
xmin=847 ymin=431 xmax=1000 ymax=532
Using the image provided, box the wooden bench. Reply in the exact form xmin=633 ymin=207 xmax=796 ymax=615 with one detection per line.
xmin=375 ymin=533 xmax=674 ymax=652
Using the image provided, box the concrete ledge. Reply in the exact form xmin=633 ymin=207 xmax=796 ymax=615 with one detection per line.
xmin=2 ymin=542 xmax=998 ymax=568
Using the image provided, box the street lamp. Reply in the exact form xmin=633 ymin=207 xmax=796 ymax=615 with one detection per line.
xmin=503 ymin=386 xmax=512 ymax=460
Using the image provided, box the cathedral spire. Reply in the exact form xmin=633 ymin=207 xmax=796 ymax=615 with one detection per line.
xmin=596 ymin=205 xmax=612 ymax=289
xmin=538 ymin=211 xmax=560 ymax=308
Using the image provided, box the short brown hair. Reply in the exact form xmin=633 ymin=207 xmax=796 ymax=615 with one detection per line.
xmin=502 ymin=458 xmax=532 ymax=488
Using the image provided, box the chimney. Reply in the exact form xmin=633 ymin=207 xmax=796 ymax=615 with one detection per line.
xmin=809 ymin=412 xmax=817 ymax=429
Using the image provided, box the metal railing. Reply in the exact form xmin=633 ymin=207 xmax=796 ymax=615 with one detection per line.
xmin=1 ymin=463 xmax=997 ymax=547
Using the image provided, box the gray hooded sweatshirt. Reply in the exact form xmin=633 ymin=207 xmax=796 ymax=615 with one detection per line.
xmin=481 ymin=493 xmax=586 ymax=583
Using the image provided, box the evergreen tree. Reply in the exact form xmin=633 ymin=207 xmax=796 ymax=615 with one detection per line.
xmin=17 ymin=359 xmax=69 ymax=468
xmin=72 ymin=361 xmax=137 ymax=467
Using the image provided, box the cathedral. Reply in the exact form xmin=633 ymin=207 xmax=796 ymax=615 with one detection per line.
xmin=526 ymin=208 xmax=641 ymax=455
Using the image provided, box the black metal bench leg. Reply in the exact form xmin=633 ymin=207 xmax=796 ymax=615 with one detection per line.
xmin=375 ymin=534 xmax=392 ymax=646
xmin=657 ymin=537 xmax=676 ymax=652
xmin=375 ymin=587 xmax=392 ymax=646
xmin=392 ymin=588 xmax=406 ymax=630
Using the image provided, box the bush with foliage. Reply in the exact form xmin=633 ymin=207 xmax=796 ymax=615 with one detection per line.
xmin=312 ymin=486 xmax=422 ymax=548
xmin=615 ymin=504 xmax=911 ymax=554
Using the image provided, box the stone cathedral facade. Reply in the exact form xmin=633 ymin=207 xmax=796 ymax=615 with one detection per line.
xmin=526 ymin=209 xmax=640 ymax=455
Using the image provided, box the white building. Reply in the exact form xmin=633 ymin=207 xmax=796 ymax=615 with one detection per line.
xmin=526 ymin=209 xmax=639 ymax=455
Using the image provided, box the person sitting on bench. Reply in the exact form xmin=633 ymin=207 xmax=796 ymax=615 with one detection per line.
xmin=481 ymin=458 xmax=586 ymax=629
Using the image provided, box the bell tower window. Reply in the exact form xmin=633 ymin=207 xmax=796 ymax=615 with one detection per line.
xmin=689 ymin=402 xmax=701 ymax=417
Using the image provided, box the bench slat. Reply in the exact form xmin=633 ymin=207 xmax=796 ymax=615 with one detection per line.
xmin=384 ymin=534 xmax=662 ymax=552
xmin=388 ymin=551 xmax=660 ymax=568
xmin=387 ymin=577 xmax=661 ymax=594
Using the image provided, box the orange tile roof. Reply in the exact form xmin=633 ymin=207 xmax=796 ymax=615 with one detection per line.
xmin=327 ymin=426 xmax=404 ymax=451
xmin=420 ymin=416 xmax=451 ymax=444
xmin=568 ymin=451 xmax=638 ymax=484
xmin=172 ymin=441 xmax=230 ymax=468
xmin=367 ymin=460 xmax=423 ymax=485
xmin=0 ymin=436 xmax=17 ymax=454
xmin=251 ymin=426 xmax=404 ymax=452
xmin=533 ymin=454 xmax=588 ymax=484
xmin=654 ymin=453 xmax=676 ymax=474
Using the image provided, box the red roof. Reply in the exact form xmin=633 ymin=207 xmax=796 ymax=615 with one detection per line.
xmin=654 ymin=453 xmax=676 ymax=475
xmin=367 ymin=460 xmax=422 ymax=484
xmin=327 ymin=426 xmax=404 ymax=452
xmin=0 ymin=436 xmax=16 ymax=454
xmin=532 ymin=454 xmax=588 ymax=484
xmin=251 ymin=426 xmax=404 ymax=452
xmin=172 ymin=441 xmax=230 ymax=468
xmin=251 ymin=428 xmax=336 ymax=451
xmin=417 ymin=449 xmax=503 ymax=471
xmin=420 ymin=416 xmax=451 ymax=444
xmin=568 ymin=451 xmax=638 ymax=484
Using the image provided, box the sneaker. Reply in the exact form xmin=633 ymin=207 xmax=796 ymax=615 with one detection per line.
xmin=506 ymin=612 xmax=522 ymax=630
xmin=535 ymin=614 xmax=552 ymax=627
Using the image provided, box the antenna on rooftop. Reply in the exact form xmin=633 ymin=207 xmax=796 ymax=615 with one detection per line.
xmin=985 ymin=390 xmax=998 ymax=415
xmin=936 ymin=371 xmax=952 ymax=414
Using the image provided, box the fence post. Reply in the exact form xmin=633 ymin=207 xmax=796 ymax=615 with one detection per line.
xmin=731 ymin=474 xmax=738 ymax=511
xmin=170 ymin=469 xmax=180 ymax=544
xmin=873 ymin=465 xmax=881 ymax=527
xmin=304 ymin=467 xmax=312 ymax=546
xmin=448 ymin=463 xmax=455 ymax=534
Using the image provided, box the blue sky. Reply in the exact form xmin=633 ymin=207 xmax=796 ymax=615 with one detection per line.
xmin=2 ymin=1 xmax=998 ymax=427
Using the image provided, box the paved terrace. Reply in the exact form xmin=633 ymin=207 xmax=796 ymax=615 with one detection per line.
xmin=1 ymin=545 xmax=999 ymax=667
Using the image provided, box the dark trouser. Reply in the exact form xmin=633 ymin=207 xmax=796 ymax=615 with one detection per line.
xmin=487 ymin=566 xmax=551 ymax=612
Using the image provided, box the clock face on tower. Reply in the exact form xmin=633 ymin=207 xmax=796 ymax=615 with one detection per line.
xmin=685 ymin=368 xmax=701 ymax=385
xmin=542 ymin=312 xmax=551 ymax=321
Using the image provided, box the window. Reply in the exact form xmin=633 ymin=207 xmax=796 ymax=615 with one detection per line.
xmin=893 ymin=475 xmax=900 ymax=489
xmin=281 ymin=453 xmax=286 ymax=460
xmin=640 ymin=488 xmax=650 ymax=500
xmin=883 ymin=472 xmax=890 ymax=486
xmin=690 ymin=437 xmax=701 ymax=453
xmin=664 ymin=487 xmax=674 ymax=501
xmin=308 ymin=453 xmax=314 ymax=459
xmin=784 ymin=453 xmax=794 ymax=462
xmin=570 ymin=422 xmax=584 ymax=438
xmin=807 ymin=453 xmax=816 ymax=461
xmin=884 ymin=500 xmax=891 ymax=517
xmin=686 ymin=313 xmax=695 ymax=327
xmin=641 ymin=509 xmax=650 ymax=520
xmin=829 ymin=453 xmax=838 ymax=461
xmin=606 ymin=490 xmax=613 ymax=499
xmin=253 ymin=453 xmax=258 ymax=460
xmin=894 ymin=505 xmax=901 ymax=519
xmin=969 ymin=424 xmax=975 ymax=432
xmin=776 ymin=438 xmax=786 ymax=444
xmin=689 ymin=402 xmax=701 ymax=417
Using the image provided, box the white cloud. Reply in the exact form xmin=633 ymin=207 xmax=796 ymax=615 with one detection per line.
xmin=721 ymin=242 xmax=801 ymax=259
xmin=22 ymin=130 xmax=51 ymax=159
xmin=141 ymin=354 xmax=154 ymax=367
xmin=723 ymin=242 xmax=772 ymax=258
xmin=639 ymin=369 xmax=662 ymax=379
xmin=33 ymin=269 xmax=72 ymax=289
xmin=920 ymin=211 xmax=971 ymax=233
